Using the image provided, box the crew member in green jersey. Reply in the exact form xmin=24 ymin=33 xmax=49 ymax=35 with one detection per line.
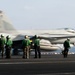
xmin=63 ymin=38 xmax=70 ymax=58
xmin=5 ymin=35 xmax=13 ymax=58
xmin=0 ymin=34 xmax=6 ymax=58
xmin=34 ymin=35 xmax=41 ymax=58
xmin=22 ymin=35 xmax=31 ymax=59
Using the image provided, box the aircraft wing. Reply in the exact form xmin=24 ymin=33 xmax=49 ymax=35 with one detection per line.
xmin=30 ymin=34 xmax=75 ymax=44
xmin=38 ymin=35 xmax=75 ymax=40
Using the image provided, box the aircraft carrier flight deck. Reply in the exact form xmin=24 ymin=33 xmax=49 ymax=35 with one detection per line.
xmin=0 ymin=54 xmax=75 ymax=75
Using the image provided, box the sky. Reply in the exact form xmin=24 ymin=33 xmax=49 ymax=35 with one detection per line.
xmin=0 ymin=0 xmax=75 ymax=30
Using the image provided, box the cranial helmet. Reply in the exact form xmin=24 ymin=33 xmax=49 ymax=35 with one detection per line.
xmin=35 ymin=35 xmax=38 ymax=38
xmin=1 ymin=34 xmax=4 ymax=37
xmin=67 ymin=38 xmax=70 ymax=41
xmin=25 ymin=35 xmax=28 ymax=39
xmin=6 ymin=35 xmax=10 ymax=39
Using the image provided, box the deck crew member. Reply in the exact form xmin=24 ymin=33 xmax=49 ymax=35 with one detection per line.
xmin=22 ymin=35 xmax=31 ymax=59
xmin=63 ymin=38 xmax=70 ymax=58
xmin=34 ymin=35 xmax=41 ymax=58
xmin=0 ymin=34 xmax=6 ymax=58
xmin=5 ymin=35 xmax=13 ymax=58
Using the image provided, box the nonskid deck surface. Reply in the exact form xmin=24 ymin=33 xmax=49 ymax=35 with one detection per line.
xmin=0 ymin=54 xmax=75 ymax=75
xmin=0 ymin=54 xmax=75 ymax=64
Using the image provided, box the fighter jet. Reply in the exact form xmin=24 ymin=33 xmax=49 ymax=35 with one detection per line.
xmin=0 ymin=10 xmax=75 ymax=51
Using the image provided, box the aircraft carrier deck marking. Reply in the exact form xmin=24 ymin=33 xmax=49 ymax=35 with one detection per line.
xmin=0 ymin=60 xmax=75 ymax=64
xmin=37 ymin=72 xmax=75 ymax=75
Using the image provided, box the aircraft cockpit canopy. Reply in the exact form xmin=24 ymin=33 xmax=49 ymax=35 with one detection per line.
xmin=58 ymin=28 xmax=75 ymax=33
xmin=64 ymin=28 xmax=75 ymax=33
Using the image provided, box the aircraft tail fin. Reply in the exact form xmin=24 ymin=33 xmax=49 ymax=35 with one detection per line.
xmin=0 ymin=10 xmax=16 ymax=32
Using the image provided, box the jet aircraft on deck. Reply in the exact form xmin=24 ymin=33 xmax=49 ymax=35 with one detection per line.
xmin=0 ymin=10 xmax=75 ymax=51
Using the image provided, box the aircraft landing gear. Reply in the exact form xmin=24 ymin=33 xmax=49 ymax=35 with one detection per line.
xmin=13 ymin=48 xmax=19 ymax=55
